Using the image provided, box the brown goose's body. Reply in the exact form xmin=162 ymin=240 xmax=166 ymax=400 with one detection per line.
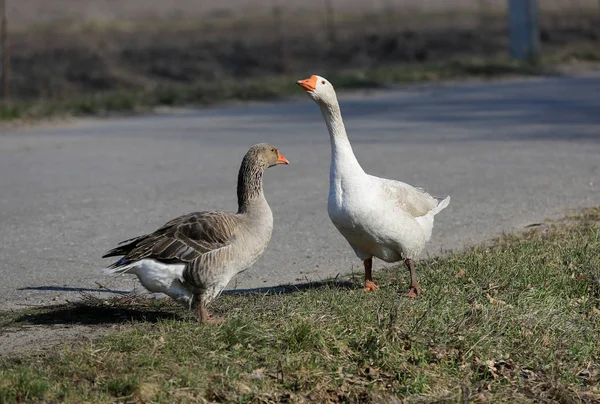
xmin=102 ymin=144 xmax=289 ymax=323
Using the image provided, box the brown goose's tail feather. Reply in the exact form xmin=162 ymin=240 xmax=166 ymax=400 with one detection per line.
xmin=102 ymin=235 xmax=147 ymax=259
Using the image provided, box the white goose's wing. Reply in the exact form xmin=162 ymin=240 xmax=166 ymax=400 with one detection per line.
xmin=374 ymin=176 xmax=439 ymax=218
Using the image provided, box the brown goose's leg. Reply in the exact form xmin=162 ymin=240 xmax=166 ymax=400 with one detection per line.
xmin=364 ymin=257 xmax=379 ymax=291
xmin=196 ymin=295 xmax=225 ymax=324
xmin=405 ymin=259 xmax=420 ymax=298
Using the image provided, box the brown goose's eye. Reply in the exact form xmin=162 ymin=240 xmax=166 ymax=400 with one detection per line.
xmin=321 ymin=80 xmax=326 ymax=85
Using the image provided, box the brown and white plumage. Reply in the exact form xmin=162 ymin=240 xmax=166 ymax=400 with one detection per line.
xmin=102 ymin=143 xmax=289 ymax=323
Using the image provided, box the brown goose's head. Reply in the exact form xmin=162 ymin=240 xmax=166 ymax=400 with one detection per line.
xmin=245 ymin=143 xmax=289 ymax=169
xmin=237 ymin=143 xmax=289 ymax=212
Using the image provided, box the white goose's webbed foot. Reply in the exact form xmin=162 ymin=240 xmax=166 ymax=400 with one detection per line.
xmin=363 ymin=257 xmax=379 ymax=292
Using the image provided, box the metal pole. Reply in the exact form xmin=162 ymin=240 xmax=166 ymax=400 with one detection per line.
xmin=597 ymin=0 xmax=600 ymax=42
xmin=325 ymin=0 xmax=336 ymax=47
xmin=0 ymin=0 xmax=8 ymax=104
xmin=508 ymin=0 xmax=540 ymax=60
xmin=272 ymin=1 xmax=290 ymax=76
xmin=382 ymin=0 xmax=395 ymax=35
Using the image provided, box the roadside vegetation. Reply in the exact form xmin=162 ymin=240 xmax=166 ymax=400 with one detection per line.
xmin=2 ymin=5 xmax=599 ymax=122
xmin=2 ymin=53 xmax=599 ymax=123
xmin=0 ymin=208 xmax=598 ymax=402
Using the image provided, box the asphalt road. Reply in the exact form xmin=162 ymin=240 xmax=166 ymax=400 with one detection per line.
xmin=1 ymin=75 xmax=599 ymax=309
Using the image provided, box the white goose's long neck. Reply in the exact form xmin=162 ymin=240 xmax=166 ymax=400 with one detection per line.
xmin=319 ymin=100 xmax=364 ymax=179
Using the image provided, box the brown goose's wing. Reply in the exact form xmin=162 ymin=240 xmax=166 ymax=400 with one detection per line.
xmin=103 ymin=211 xmax=239 ymax=268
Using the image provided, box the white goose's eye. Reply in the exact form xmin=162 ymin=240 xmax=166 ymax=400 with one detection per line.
xmin=321 ymin=80 xmax=326 ymax=85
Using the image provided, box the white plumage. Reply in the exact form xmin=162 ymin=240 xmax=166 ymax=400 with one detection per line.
xmin=297 ymin=75 xmax=450 ymax=295
xmin=103 ymin=259 xmax=191 ymax=306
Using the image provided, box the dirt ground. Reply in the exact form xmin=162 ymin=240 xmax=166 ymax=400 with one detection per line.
xmin=0 ymin=295 xmax=181 ymax=356
xmin=0 ymin=325 xmax=101 ymax=355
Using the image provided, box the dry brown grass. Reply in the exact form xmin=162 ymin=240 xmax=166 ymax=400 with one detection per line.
xmin=0 ymin=1 xmax=597 ymax=120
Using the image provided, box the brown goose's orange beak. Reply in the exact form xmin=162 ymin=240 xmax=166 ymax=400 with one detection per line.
xmin=296 ymin=75 xmax=318 ymax=92
xmin=277 ymin=151 xmax=290 ymax=165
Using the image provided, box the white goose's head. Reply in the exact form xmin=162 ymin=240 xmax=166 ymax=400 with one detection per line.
xmin=296 ymin=75 xmax=338 ymax=107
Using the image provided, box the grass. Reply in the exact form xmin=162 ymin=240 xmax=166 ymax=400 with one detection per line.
xmin=0 ymin=208 xmax=599 ymax=402
xmin=1 ymin=49 xmax=599 ymax=124
xmin=0 ymin=77 xmax=302 ymax=122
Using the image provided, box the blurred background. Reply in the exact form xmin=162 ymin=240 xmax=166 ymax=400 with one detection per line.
xmin=1 ymin=0 xmax=598 ymax=114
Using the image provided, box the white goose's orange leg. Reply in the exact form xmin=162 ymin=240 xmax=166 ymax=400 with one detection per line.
xmin=364 ymin=257 xmax=379 ymax=291
xmin=405 ymin=259 xmax=420 ymax=298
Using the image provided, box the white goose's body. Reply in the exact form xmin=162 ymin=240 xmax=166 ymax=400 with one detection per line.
xmin=328 ymin=174 xmax=449 ymax=263
xmin=298 ymin=75 xmax=450 ymax=294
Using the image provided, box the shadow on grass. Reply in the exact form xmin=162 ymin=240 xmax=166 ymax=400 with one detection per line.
xmin=18 ymin=286 xmax=130 ymax=294
xmin=223 ymin=277 xmax=359 ymax=296
xmin=5 ymin=277 xmax=360 ymax=327
xmin=6 ymin=295 xmax=186 ymax=327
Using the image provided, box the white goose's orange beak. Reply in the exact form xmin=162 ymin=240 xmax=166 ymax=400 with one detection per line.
xmin=276 ymin=151 xmax=290 ymax=165
xmin=296 ymin=75 xmax=318 ymax=92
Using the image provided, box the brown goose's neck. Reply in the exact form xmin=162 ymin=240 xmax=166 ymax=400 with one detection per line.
xmin=236 ymin=156 xmax=265 ymax=214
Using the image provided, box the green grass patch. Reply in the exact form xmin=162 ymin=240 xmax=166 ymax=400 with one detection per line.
xmin=2 ymin=49 xmax=599 ymax=123
xmin=0 ymin=209 xmax=599 ymax=402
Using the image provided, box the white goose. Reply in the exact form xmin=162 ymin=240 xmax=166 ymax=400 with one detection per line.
xmin=297 ymin=75 xmax=450 ymax=296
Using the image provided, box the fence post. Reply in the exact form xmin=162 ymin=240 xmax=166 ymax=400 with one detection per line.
xmin=382 ymin=0 xmax=395 ymax=35
xmin=272 ymin=1 xmax=291 ymax=76
xmin=324 ymin=0 xmax=336 ymax=48
xmin=477 ymin=0 xmax=489 ymax=30
xmin=0 ymin=0 xmax=8 ymax=105
xmin=508 ymin=0 xmax=540 ymax=60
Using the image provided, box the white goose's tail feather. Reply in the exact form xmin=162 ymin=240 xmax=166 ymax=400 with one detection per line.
xmin=431 ymin=195 xmax=451 ymax=216
xmin=415 ymin=195 xmax=451 ymax=242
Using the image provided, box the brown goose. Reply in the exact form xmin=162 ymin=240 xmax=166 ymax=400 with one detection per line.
xmin=102 ymin=143 xmax=289 ymax=323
